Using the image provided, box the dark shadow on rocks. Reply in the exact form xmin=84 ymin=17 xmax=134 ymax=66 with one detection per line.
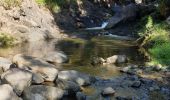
xmin=43 ymin=0 xmax=111 ymax=32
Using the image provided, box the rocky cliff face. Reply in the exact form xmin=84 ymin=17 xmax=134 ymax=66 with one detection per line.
xmin=0 ymin=0 xmax=63 ymax=43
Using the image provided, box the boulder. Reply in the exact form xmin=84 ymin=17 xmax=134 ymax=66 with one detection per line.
xmin=55 ymin=79 xmax=81 ymax=94
xmin=12 ymin=54 xmax=59 ymax=81
xmin=23 ymin=85 xmax=65 ymax=100
xmin=166 ymin=16 xmax=170 ymax=25
xmin=44 ymin=51 xmax=68 ymax=64
xmin=58 ymin=70 xmax=94 ymax=86
xmin=1 ymin=68 xmax=32 ymax=95
xmin=32 ymin=73 xmax=44 ymax=84
xmin=91 ymin=57 xmax=105 ymax=65
xmin=106 ymin=55 xmax=127 ymax=64
xmin=0 ymin=84 xmax=21 ymax=100
xmin=0 ymin=57 xmax=12 ymax=71
xmin=131 ymin=81 xmax=141 ymax=88
xmin=101 ymin=87 xmax=115 ymax=96
xmin=105 ymin=3 xmax=137 ymax=29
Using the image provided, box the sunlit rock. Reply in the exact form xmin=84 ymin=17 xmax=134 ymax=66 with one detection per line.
xmin=58 ymin=70 xmax=94 ymax=86
xmin=106 ymin=55 xmax=127 ymax=64
xmin=0 ymin=57 xmax=12 ymax=71
xmin=44 ymin=51 xmax=68 ymax=64
xmin=1 ymin=68 xmax=32 ymax=96
xmin=0 ymin=84 xmax=21 ymax=100
xmin=102 ymin=87 xmax=115 ymax=96
xmin=32 ymin=73 xmax=44 ymax=84
xmin=13 ymin=54 xmax=59 ymax=81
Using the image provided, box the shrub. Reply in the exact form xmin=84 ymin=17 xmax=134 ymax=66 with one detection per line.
xmin=0 ymin=0 xmax=23 ymax=9
xmin=149 ymin=42 xmax=170 ymax=65
xmin=0 ymin=33 xmax=15 ymax=47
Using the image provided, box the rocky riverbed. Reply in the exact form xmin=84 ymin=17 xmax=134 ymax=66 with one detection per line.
xmin=0 ymin=36 xmax=169 ymax=100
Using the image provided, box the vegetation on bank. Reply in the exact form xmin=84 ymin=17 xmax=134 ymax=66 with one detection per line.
xmin=0 ymin=0 xmax=22 ymax=9
xmin=0 ymin=33 xmax=16 ymax=47
xmin=35 ymin=0 xmax=79 ymax=13
xmin=136 ymin=15 xmax=170 ymax=66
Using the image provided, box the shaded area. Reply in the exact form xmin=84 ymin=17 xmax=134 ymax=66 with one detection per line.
xmin=38 ymin=0 xmax=111 ymax=31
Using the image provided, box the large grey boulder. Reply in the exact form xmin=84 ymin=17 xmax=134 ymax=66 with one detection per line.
xmin=0 ymin=57 xmax=12 ymax=71
xmin=58 ymin=70 xmax=94 ymax=86
xmin=105 ymin=3 xmax=137 ymax=29
xmin=0 ymin=84 xmax=21 ymax=100
xmin=13 ymin=54 xmax=59 ymax=81
xmin=23 ymin=85 xmax=65 ymax=100
xmin=44 ymin=51 xmax=68 ymax=64
xmin=1 ymin=68 xmax=32 ymax=95
xmin=106 ymin=55 xmax=127 ymax=64
xmin=55 ymin=79 xmax=81 ymax=94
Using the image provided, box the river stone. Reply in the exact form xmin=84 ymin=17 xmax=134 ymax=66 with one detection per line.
xmin=106 ymin=55 xmax=127 ymax=64
xmin=12 ymin=54 xmax=59 ymax=81
xmin=0 ymin=57 xmax=12 ymax=71
xmin=0 ymin=84 xmax=21 ymax=100
xmin=44 ymin=51 xmax=68 ymax=64
xmin=23 ymin=85 xmax=65 ymax=100
xmin=32 ymin=73 xmax=44 ymax=84
xmin=58 ymin=70 xmax=93 ymax=86
xmin=102 ymin=87 xmax=115 ymax=96
xmin=76 ymin=92 xmax=86 ymax=100
xmin=131 ymin=81 xmax=141 ymax=88
xmin=1 ymin=68 xmax=32 ymax=96
xmin=55 ymin=79 xmax=81 ymax=94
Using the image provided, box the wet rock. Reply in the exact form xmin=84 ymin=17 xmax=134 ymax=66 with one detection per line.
xmin=32 ymin=73 xmax=44 ymax=84
xmin=55 ymin=79 xmax=81 ymax=94
xmin=149 ymin=85 xmax=160 ymax=91
xmin=106 ymin=55 xmax=127 ymax=64
xmin=0 ymin=57 xmax=12 ymax=71
xmin=76 ymin=92 xmax=86 ymax=100
xmin=120 ymin=66 xmax=135 ymax=75
xmin=1 ymin=68 xmax=32 ymax=96
xmin=13 ymin=54 xmax=59 ymax=81
xmin=131 ymin=81 xmax=141 ymax=88
xmin=58 ymin=70 xmax=94 ymax=86
xmin=23 ymin=85 xmax=65 ymax=100
xmin=0 ymin=84 xmax=21 ymax=100
xmin=120 ymin=66 xmax=130 ymax=73
xmin=91 ymin=57 xmax=105 ymax=65
xmin=140 ymin=78 xmax=153 ymax=85
xmin=116 ymin=96 xmax=131 ymax=100
xmin=101 ymin=87 xmax=115 ymax=96
xmin=44 ymin=51 xmax=68 ymax=64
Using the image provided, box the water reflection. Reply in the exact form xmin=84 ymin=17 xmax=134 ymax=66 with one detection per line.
xmin=0 ymin=36 xmax=147 ymax=78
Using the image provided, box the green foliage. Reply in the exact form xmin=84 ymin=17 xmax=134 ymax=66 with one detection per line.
xmin=35 ymin=0 xmax=78 ymax=13
xmin=136 ymin=15 xmax=170 ymax=66
xmin=1 ymin=0 xmax=22 ymax=9
xmin=0 ymin=33 xmax=15 ymax=47
xmin=149 ymin=42 xmax=170 ymax=65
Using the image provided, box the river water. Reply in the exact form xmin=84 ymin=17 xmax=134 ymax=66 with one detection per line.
xmin=0 ymin=36 xmax=168 ymax=100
